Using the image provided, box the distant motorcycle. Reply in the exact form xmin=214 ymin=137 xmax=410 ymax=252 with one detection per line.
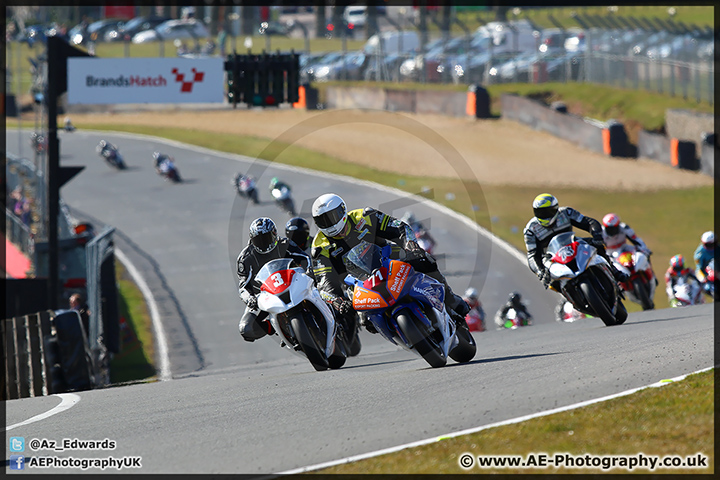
xmin=611 ymin=245 xmax=656 ymax=310
xmin=555 ymin=299 xmax=589 ymax=323
xmin=234 ymin=174 xmax=259 ymax=204
xmin=544 ymin=232 xmax=627 ymax=326
xmin=96 ymin=141 xmax=126 ymax=170
xmin=464 ymin=307 xmax=485 ymax=332
xmin=153 ymin=153 xmax=181 ymax=183
xmin=702 ymin=259 xmax=715 ymax=300
xmin=30 ymin=132 xmax=47 ymax=153
xmin=270 ymin=183 xmax=296 ymax=216
xmin=670 ymin=277 xmax=704 ymax=307
xmin=495 ymin=307 xmax=532 ymax=330
xmin=254 ymin=257 xmax=346 ymax=371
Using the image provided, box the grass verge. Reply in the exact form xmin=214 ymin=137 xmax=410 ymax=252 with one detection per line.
xmin=318 ymin=369 xmax=714 ymax=474
xmin=111 ymin=259 xmax=156 ymax=383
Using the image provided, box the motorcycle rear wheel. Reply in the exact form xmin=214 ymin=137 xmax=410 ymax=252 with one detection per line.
xmin=580 ymin=279 xmax=617 ymax=326
xmin=633 ymin=278 xmax=654 ymax=310
xmin=396 ymin=311 xmax=446 ymax=368
xmin=290 ymin=314 xmax=329 ymax=371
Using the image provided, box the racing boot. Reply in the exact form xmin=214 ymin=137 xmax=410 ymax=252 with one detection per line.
xmin=425 ymin=270 xmax=470 ymax=318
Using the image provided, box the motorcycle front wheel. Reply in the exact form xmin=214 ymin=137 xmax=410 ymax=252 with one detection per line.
xmin=449 ymin=322 xmax=476 ymax=363
xmin=580 ymin=279 xmax=617 ymax=326
xmin=395 ymin=310 xmax=446 ymax=368
xmin=290 ymin=313 xmax=329 ymax=371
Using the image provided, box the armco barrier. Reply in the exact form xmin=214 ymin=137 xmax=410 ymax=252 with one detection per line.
xmin=415 ymin=89 xmax=467 ymax=117
xmin=385 ymin=89 xmax=416 ymax=113
xmin=638 ymin=130 xmax=672 ymax=166
xmin=324 ymin=86 xmax=469 ymax=117
xmin=700 ymin=142 xmax=715 ymax=177
xmin=501 ymin=94 xmax=605 ymax=155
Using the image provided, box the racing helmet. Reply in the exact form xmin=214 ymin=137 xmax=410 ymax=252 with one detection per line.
xmin=285 ymin=217 xmax=311 ymax=250
xmin=152 ymin=152 xmax=161 ymax=161
xmin=401 ymin=211 xmax=417 ymax=225
xmin=669 ymin=254 xmax=685 ymax=273
xmin=464 ymin=287 xmax=479 ymax=301
xmin=509 ymin=292 xmax=522 ymax=306
xmin=701 ymin=231 xmax=715 ymax=249
xmin=249 ymin=217 xmax=278 ymax=254
xmin=99 ymin=140 xmax=107 ymax=148
xmin=312 ymin=193 xmax=349 ymax=238
xmin=533 ymin=193 xmax=559 ymax=227
xmin=269 ymin=177 xmax=279 ymax=189
xmin=602 ymin=213 xmax=621 ymax=236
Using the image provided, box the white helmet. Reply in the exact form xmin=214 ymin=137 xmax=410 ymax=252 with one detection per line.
xmin=464 ymin=287 xmax=478 ymax=300
xmin=312 ymin=193 xmax=348 ymax=238
xmin=701 ymin=231 xmax=714 ymax=246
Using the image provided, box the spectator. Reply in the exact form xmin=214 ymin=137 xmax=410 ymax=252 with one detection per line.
xmin=218 ymin=25 xmax=228 ymax=57
xmin=69 ymin=293 xmax=91 ymax=337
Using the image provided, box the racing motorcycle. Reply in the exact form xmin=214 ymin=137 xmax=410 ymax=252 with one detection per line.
xmin=234 ymin=175 xmax=259 ymax=204
xmin=465 ymin=308 xmax=485 ymax=332
xmin=343 ymin=241 xmax=476 ymax=368
xmin=30 ymin=132 xmax=47 ymax=153
xmin=155 ymin=156 xmax=182 ymax=183
xmin=610 ymin=245 xmax=656 ymax=310
xmin=96 ymin=141 xmax=126 ymax=170
xmin=494 ymin=308 xmax=532 ymax=330
xmin=555 ymin=299 xmax=589 ymax=323
xmin=270 ymin=184 xmax=296 ymax=216
xmin=702 ymin=259 xmax=715 ymax=300
xmin=254 ymin=258 xmax=346 ymax=371
xmin=544 ymin=232 xmax=627 ymax=326
xmin=670 ymin=277 xmax=704 ymax=307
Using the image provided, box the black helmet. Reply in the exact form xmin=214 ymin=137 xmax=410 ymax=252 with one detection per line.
xmin=249 ymin=217 xmax=278 ymax=254
xmin=509 ymin=292 xmax=522 ymax=306
xmin=285 ymin=217 xmax=311 ymax=250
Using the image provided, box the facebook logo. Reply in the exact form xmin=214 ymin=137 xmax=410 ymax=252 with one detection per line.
xmin=9 ymin=437 xmax=25 ymax=452
xmin=9 ymin=455 xmax=25 ymax=470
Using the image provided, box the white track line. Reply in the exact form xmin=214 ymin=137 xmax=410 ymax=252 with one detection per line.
xmin=5 ymin=393 xmax=81 ymax=431
xmin=115 ymin=248 xmax=171 ymax=381
xmin=278 ymin=366 xmax=715 ymax=474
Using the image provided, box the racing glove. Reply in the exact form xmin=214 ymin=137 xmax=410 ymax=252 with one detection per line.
xmin=332 ymin=297 xmax=353 ymax=315
xmin=591 ymin=232 xmax=605 ymax=248
xmin=405 ymin=240 xmax=425 ymax=256
xmin=245 ymin=295 xmax=258 ymax=311
xmin=539 ymin=269 xmax=552 ymax=289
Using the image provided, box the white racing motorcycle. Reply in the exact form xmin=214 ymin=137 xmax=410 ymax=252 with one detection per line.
xmin=544 ymin=232 xmax=627 ymax=326
xmin=670 ymin=277 xmax=705 ymax=307
xmin=610 ymin=245 xmax=656 ymax=310
xmin=254 ymin=258 xmax=346 ymax=371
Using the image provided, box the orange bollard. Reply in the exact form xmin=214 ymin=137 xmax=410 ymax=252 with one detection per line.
xmin=293 ymin=85 xmax=306 ymax=109
xmin=465 ymin=91 xmax=476 ymax=117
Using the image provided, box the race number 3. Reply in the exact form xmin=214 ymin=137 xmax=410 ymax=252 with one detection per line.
xmin=271 ymin=272 xmax=285 ymax=287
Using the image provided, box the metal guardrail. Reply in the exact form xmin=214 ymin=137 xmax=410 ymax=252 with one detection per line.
xmin=2 ymin=310 xmax=54 ymax=400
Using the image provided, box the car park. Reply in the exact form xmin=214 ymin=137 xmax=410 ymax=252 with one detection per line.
xmin=132 ymin=19 xmax=210 ymax=43
xmin=104 ymin=16 xmax=170 ymax=42
xmin=70 ymin=19 xmax=126 ymax=45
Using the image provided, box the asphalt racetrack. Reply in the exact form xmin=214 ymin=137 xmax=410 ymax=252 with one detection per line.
xmin=4 ymin=129 xmax=714 ymax=474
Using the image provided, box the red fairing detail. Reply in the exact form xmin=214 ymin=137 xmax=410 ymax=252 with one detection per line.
xmin=362 ymin=267 xmax=389 ymax=290
xmin=551 ymin=242 xmax=578 ymax=265
xmin=261 ymin=269 xmax=295 ymax=295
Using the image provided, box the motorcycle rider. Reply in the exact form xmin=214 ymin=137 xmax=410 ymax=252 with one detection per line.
xmin=494 ymin=292 xmax=533 ymax=328
xmin=310 ymin=193 xmax=470 ymax=334
xmin=523 ymin=193 xmax=628 ymax=290
xmin=401 ymin=211 xmax=437 ymax=253
xmin=601 ymin=213 xmax=651 ymax=257
xmin=236 ymin=217 xmax=312 ymax=342
xmin=269 ymin=177 xmax=291 ymax=194
xmin=285 ymin=217 xmax=312 ymax=254
xmin=665 ymin=254 xmax=701 ymax=307
xmin=152 ymin=151 xmax=175 ymax=174
xmin=693 ymin=231 xmax=715 ymax=294
xmin=462 ymin=287 xmax=486 ymax=332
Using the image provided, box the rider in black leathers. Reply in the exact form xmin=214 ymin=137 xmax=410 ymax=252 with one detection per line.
xmin=236 ymin=217 xmax=311 ymax=342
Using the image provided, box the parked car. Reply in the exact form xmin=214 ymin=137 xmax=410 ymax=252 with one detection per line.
xmin=70 ymin=19 xmax=126 ymax=45
xmin=104 ymin=15 xmax=170 ymax=42
xmin=132 ymin=19 xmax=210 ymax=43
xmin=343 ymin=6 xmax=367 ymax=28
xmin=258 ymin=21 xmax=290 ymax=36
xmin=324 ymin=19 xmax=357 ymax=39
xmin=313 ymin=51 xmax=367 ymax=82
